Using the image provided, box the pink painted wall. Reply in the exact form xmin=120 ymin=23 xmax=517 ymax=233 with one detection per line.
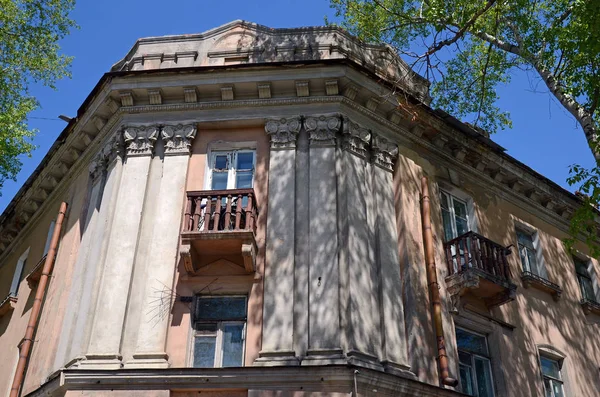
xmin=166 ymin=126 xmax=269 ymax=367
xmin=0 ymin=169 xmax=89 ymax=396
xmin=393 ymin=147 xmax=600 ymax=396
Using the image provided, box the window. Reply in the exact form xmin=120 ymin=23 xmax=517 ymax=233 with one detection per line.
xmin=540 ymin=356 xmax=565 ymax=397
xmin=191 ymin=296 xmax=247 ymax=368
xmin=208 ymin=150 xmax=255 ymax=190
xmin=9 ymin=248 xmax=30 ymax=297
xmin=440 ymin=190 xmax=469 ymax=241
xmin=516 ymin=228 xmax=542 ymax=276
xmin=573 ymin=256 xmax=595 ymax=302
xmin=456 ymin=328 xmax=495 ymax=397
xmin=43 ymin=220 xmax=56 ymax=256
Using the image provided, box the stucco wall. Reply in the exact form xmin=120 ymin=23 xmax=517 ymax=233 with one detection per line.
xmin=166 ymin=126 xmax=269 ymax=367
xmin=394 ymin=146 xmax=600 ymax=396
xmin=0 ymin=168 xmax=89 ymax=395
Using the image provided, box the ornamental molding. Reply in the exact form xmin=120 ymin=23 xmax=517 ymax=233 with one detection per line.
xmin=123 ymin=125 xmax=159 ymax=156
xmin=304 ymin=114 xmax=341 ymax=146
xmin=265 ymin=117 xmax=301 ymax=148
xmin=341 ymin=116 xmax=371 ymax=158
xmin=371 ymin=134 xmax=398 ymax=171
xmin=162 ymin=124 xmax=197 ymax=155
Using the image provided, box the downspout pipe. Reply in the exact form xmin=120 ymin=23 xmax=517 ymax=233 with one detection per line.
xmin=10 ymin=202 xmax=68 ymax=397
xmin=420 ymin=177 xmax=458 ymax=388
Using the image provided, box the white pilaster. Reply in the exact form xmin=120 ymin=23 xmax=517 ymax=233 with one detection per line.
xmin=126 ymin=124 xmax=196 ymax=369
xmin=303 ymin=115 xmax=344 ymax=365
xmin=82 ymin=125 xmax=158 ymax=370
xmin=256 ymin=117 xmax=301 ymax=366
xmin=54 ymin=133 xmax=125 ymax=370
xmin=372 ymin=134 xmax=414 ymax=378
xmin=338 ymin=118 xmax=382 ymax=370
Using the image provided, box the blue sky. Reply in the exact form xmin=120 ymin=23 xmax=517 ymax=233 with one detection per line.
xmin=0 ymin=0 xmax=594 ymax=211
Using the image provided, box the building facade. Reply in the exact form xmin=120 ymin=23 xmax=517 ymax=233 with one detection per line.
xmin=0 ymin=20 xmax=599 ymax=397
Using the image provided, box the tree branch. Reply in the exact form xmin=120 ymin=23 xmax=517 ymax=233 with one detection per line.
xmin=424 ymin=0 xmax=497 ymax=56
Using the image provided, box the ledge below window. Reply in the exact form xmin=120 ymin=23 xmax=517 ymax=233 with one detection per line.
xmin=580 ymin=299 xmax=600 ymax=316
xmin=520 ymin=271 xmax=562 ymax=301
xmin=0 ymin=295 xmax=17 ymax=317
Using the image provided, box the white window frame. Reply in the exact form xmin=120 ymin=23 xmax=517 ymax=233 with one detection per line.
xmin=10 ymin=247 xmax=30 ymax=297
xmin=572 ymin=253 xmax=600 ymax=303
xmin=204 ymin=142 xmax=256 ymax=191
xmin=188 ymin=295 xmax=248 ymax=369
xmin=514 ymin=222 xmax=548 ymax=279
xmin=537 ymin=346 xmax=569 ymax=397
xmin=455 ymin=327 xmax=495 ymax=397
xmin=438 ymin=184 xmax=478 ymax=242
xmin=43 ymin=220 xmax=56 ymax=256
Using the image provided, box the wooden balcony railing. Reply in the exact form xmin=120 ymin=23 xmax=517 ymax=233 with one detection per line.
xmin=183 ymin=189 xmax=257 ymax=234
xmin=444 ymin=231 xmax=512 ymax=282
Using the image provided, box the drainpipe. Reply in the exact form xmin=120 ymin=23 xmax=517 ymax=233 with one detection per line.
xmin=10 ymin=202 xmax=68 ymax=397
xmin=420 ymin=177 xmax=458 ymax=387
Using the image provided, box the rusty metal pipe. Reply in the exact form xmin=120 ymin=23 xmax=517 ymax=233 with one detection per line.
xmin=10 ymin=202 xmax=68 ymax=397
xmin=420 ymin=177 xmax=458 ymax=388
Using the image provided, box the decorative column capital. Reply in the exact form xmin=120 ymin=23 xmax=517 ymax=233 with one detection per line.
xmin=341 ymin=116 xmax=371 ymax=158
xmin=89 ymin=132 xmax=125 ymax=179
xmin=372 ymin=134 xmax=398 ymax=171
xmin=304 ymin=115 xmax=341 ymax=146
xmin=265 ymin=117 xmax=301 ymax=149
xmin=161 ymin=124 xmax=197 ymax=155
xmin=88 ymin=159 xmax=104 ymax=181
xmin=123 ymin=125 xmax=159 ymax=156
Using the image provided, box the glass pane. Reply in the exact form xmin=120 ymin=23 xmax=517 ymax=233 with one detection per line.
xmin=211 ymin=172 xmax=228 ymax=190
xmin=456 ymin=328 xmax=488 ymax=355
xmin=552 ymin=380 xmax=564 ymax=397
xmin=236 ymin=171 xmax=253 ymax=189
xmin=460 ymin=364 xmax=475 ymax=396
xmin=540 ymin=357 xmax=561 ymax=379
xmin=456 ymin=217 xmax=468 ymax=237
xmin=195 ymin=323 xmax=218 ymax=332
xmin=196 ymin=297 xmax=247 ymax=321
xmin=519 ymin=245 xmax=530 ymax=272
xmin=214 ymin=154 xmax=228 ymax=170
xmin=440 ymin=191 xmax=450 ymax=210
xmin=193 ymin=336 xmax=216 ymax=368
xmin=442 ymin=208 xmax=454 ymax=241
xmin=579 ymin=276 xmax=595 ymax=301
xmin=459 ymin=351 xmax=472 ymax=365
xmin=453 ymin=198 xmax=468 ymax=220
xmin=543 ymin=378 xmax=553 ymax=397
xmin=222 ymin=323 xmax=244 ymax=367
xmin=236 ymin=152 xmax=254 ymax=170
xmin=474 ymin=357 xmax=494 ymax=397
xmin=516 ymin=229 xmax=534 ymax=249
xmin=526 ymin=248 xmax=538 ymax=275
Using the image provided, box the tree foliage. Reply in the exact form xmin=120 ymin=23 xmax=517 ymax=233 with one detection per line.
xmin=330 ymin=0 xmax=600 ymax=253
xmin=0 ymin=0 xmax=76 ymax=193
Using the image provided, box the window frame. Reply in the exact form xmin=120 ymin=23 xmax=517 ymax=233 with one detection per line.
xmin=537 ymin=347 xmax=568 ymax=397
xmin=205 ymin=145 xmax=256 ymax=191
xmin=188 ymin=295 xmax=248 ymax=369
xmin=43 ymin=220 xmax=56 ymax=256
xmin=440 ymin=189 xmax=471 ymax=242
xmin=514 ymin=222 xmax=548 ymax=279
xmin=573 ymin=255 xmax=597 ymax=303
xmin=455 ymin=327 xmax=496 ymax=397
xmin=9 ymin=247 xmax=30 ymax=297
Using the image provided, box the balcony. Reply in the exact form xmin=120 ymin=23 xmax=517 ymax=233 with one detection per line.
xmin=580 ymin=298 xmax=600 ymax=316
xmin=180 ymin=189 xmax=258 ymax=275
xmin=444 ymin=231 xmax=517 ymax=309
